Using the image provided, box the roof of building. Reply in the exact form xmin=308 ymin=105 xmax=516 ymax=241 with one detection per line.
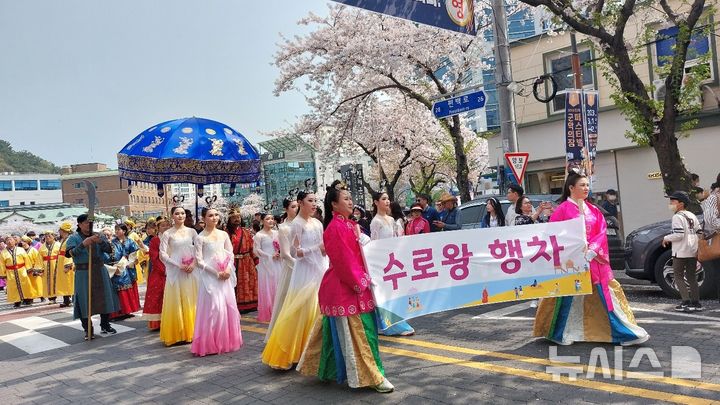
xmin=61 ymin=170 xmax=120 ymax=180
xmin=258 ymin=135 xmax=313 ymax=154
xmin=0 ymin=203 xmax=112 ymax=224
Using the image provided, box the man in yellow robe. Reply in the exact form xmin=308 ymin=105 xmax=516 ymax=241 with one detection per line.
xmin=0 ymin=235 xmax=35 ymax=307
xmin=56 ymin=222 xmax=75 ymax=306
xmin=39 ymin=230 xmax=63 ymax=305
xmin=20 ymin=235 xmax=45 ymax=301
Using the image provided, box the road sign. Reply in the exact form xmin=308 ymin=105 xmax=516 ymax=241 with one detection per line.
xmin=432 ymin=89 xmax=486 ymax=119
xmin=504 ymin=152 xmax=529 ymax=185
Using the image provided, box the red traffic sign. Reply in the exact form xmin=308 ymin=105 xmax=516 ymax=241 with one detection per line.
xmin=504 ymin=152 xmax=530 ymax=185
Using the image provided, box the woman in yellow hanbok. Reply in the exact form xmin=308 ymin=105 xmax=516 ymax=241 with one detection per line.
xmin=262 ymin=190 xmax=328 ymax=370
xmin=159 ymin=207 xmax=199 ymax=346
xmin=0 ymin=236 xmax=35 ymax=307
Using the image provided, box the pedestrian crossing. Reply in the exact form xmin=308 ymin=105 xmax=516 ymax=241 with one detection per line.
xmin=0 ymin=310 xmax=135 ymax=359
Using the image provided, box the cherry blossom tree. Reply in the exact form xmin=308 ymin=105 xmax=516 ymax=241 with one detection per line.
xmin=272 ymin=4 xmax=495 ymax=202
xmin=521 ymin=0 xmax=713 ymax=199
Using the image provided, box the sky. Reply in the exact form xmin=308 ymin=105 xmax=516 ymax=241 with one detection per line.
xmin=0 ymin=0 xmax=331 ymax=168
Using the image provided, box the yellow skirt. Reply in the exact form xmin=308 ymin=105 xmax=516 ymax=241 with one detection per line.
xmin=261 ymin=284 xmax=320 ymax=369
xmin=159 ymin=275 xmax=198 ymax=346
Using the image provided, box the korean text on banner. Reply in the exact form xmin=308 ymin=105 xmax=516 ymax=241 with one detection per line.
xmin=584 ymin=91 xmax=599 ymax=176
xmin=332 ymin=0 xmax=476 ymax=36
xmin=564 ymin=89 xmax=586 ymax=174
xmin=364 ymin=217 xmax=592 ymax=329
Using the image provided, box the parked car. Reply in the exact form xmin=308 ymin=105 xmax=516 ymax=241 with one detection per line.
xmin=457 ymin=194 xmax=625 ymax=270
xmin=625 ymin=216 xmax=719 ymax=299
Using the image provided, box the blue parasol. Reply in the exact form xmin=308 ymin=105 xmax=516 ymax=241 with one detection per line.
xmin=117 ymin=117 xmax=261 ymax=195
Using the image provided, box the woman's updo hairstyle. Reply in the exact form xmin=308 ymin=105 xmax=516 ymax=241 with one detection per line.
xmin=323 ymin=180 xmax=347 ymax=229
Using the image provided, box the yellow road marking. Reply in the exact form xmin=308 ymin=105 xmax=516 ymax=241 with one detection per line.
xmin=380 ymin=346 xmax=718 ymax=405
xmin=379 ymin=336 xmax=720 ymax=392
xmin=242 ymin=323 xmax=719 ymax=404
xmin=245 ymin=316 xmax=720 ymax=393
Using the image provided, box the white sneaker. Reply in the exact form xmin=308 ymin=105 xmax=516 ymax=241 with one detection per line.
xmin=373 ymin=378 xmax=394 ymax=393
xmin=620 ymin=334 xmax=650 ymax=346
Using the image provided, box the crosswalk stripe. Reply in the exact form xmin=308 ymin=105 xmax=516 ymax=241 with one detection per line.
xmin=8 ymin=316 xmax=63 ymax=330
xmin=0 ymin=329 xmax=69 ymax=354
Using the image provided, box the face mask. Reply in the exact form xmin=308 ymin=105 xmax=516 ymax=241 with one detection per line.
xmin=668 ymin=204 xmax=678 ymax=212
xmin=608 ymin=196 xmax=617 ymax=202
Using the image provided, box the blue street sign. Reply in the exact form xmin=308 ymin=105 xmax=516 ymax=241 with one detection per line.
xmin=432 ymin=89 xmax=486 ymax=119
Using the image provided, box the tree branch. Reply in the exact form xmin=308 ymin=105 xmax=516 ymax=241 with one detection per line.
xmin=658 ymin=0 xmax=679 ymax=25
xmin=520 ymin=0 xmax=614 ymax=43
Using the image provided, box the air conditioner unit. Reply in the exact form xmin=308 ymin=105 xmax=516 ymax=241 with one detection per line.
xmin=653 ymin=79 xmax=666 ymax=102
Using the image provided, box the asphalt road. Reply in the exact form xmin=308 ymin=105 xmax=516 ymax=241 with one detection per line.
xmin=1 ymin=275 xmax=719 ymax=404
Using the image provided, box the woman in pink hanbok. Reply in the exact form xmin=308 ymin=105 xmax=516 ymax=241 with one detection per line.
xmin=192 ymin=207 xmax=243 ymax=356
xmin=298 ymin=180 xmax=394 ymax=393
xmin=533 ymin=172 xmax=648 ymax=346
xmin=253 ymin=213 xmax=282 ymax=322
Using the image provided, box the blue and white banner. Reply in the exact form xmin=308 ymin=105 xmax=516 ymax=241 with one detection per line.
xmin=364 ymin=218 xmax=591 ymax=329
xmin=332 ymin=0 xmax=476 ymax=36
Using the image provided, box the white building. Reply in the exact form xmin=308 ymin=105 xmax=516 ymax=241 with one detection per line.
xmin=0 ymin=173 xmax=63 ymax=207
xmin=169 ymin=183 xmax=223 ymax=207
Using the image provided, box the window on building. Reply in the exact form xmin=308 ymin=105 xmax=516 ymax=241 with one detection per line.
xmin=14 ymin=180 xmax=38 ymax=190
xmin=40 ymin=179 xmax=61 ymax=190
xmin=546 ymin=48 xmax=595 ymax=114
xmin=0 ymin=181 xmax=11 ymax=191
xmin=654 ymin=25 xmax=714 ymax=83
xmin=0 ymin=200 xmax=8 ymax=207
xmin=20 ymin=201 xmax=25 ymax=205
xmin=30 ymin=201 xmax=35 ymax=205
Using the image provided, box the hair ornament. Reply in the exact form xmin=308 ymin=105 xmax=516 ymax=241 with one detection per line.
xmin=204 ymin=195 xmax=218 ymax=208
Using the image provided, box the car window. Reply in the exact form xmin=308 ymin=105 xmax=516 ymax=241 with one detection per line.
xmin=460 ymin=204 xmax=483 ymax=225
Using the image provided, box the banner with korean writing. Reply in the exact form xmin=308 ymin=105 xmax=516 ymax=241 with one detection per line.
xmin=332 ymin=0 xmax=476 ymax=36
xmin=564 ymin=89 xmax=586 ymax=174
xmin=364 ymin=217 xmax=592 ymax=328
xmin=584 ymin=91 xmax=599 ymax=176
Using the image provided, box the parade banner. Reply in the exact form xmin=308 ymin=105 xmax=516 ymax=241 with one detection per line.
xmin=365 ymin=217 xmax=592 ymax=329
xmin=332 ymin=0 xmax=476 ymax=36
xmin=584 ymin=90 xmax=599 ymax=176
xmin=564 ymin=89 xmax=586 ymax=174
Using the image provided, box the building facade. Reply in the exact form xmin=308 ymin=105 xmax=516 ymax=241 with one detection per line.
xmin=61 ymin=163 xmax=169 ymax=219
xmin=0 ymin=173 xmax=63 ymax=207
xmin=487 ymin=8 xmax=719 ymax=233
xmin=258 ymin=135 xmax=318 ymax=215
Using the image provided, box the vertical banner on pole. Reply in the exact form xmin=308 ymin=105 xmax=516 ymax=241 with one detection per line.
xmin=564 ymin=89 xmax=586 ymax=175
xmin=584 ymin=91 xmax=599 ymax=177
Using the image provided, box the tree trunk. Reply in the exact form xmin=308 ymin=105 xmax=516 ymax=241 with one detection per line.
xmin=449 ymin=118 xmax=471 ymax=202
xmin=653 ymin=124 xmax=698 ymax=211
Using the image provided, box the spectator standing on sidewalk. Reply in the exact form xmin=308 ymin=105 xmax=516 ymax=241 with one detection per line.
xmin=601 ymin=189 xmax=619 ymax=218
xmin=663 ymin=191 xmax=702 ymax=312
xmin=434 ymin=193 xmax=462 ymax=231
xmin=417 ymin=194 xmax=441 ymax=232
xmin=701 ymin=173 xmax=720 ymax=234
xmin=505 ymin=184 xmax=525 ymax=227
